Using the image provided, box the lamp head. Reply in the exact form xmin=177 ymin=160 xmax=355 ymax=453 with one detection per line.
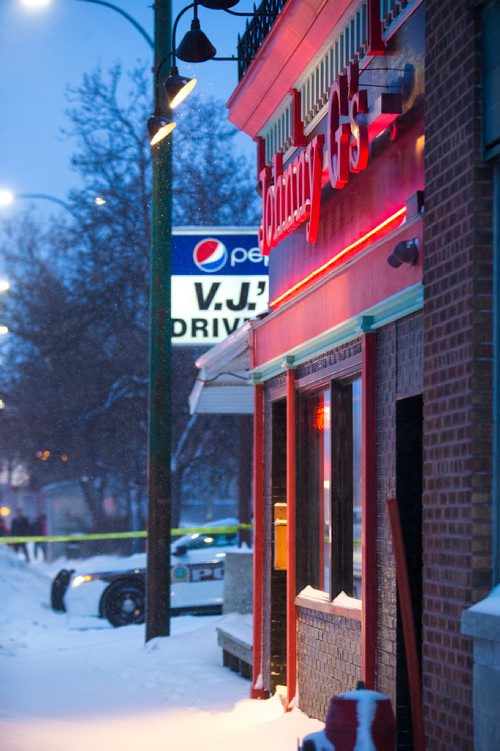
xmin=20 ymin=0 xmax=52 ymax=8
xmin=0 ymin=190 xmax=14 ymax=207
xmin=198 ymin=0 xmax=239 ymax=8
xmin=147 ymin=113 xmax=176 ymax=146
xmin=387 ymin=239 xmax=419 ymax=268
xmin=176 ymin=18 xmax=217 ymax=63
xmin=163 ymin=67 xmax=197 ymax=109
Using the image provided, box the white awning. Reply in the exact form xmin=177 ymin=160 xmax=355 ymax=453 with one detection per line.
xmin=189 ymin=321 xmax=254 ymax=415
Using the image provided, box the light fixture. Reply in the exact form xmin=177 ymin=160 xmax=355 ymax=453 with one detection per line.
xmin=162 ymin=0 xmax=275 ymax=110
xmin=387 ymin=239 xmax=419 ymax=268
xmin=94 ymin=196 xmax=106 ymax=206
xmin=176 ymin=16 xmax=217 ymax=63
xmin=20 ymin=0 xmax=51 ymax=8
xmin=198 ymin=0 xmax=239 ymax=8
xmin=163 ymin=66 xmax=197 ymax=109
xmin=0 ymin=280 xmax=10 ymax=292
xmin=147 ymin=113 xmax=177 ymax=146
xmin=0 ymin=190 xmax=14 ymax=207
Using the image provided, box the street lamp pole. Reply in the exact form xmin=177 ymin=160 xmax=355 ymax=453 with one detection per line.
xmin=76 ymin=0 xmax=154 ymax=49
xmin=0 ymin=190 xmax=80 ymax=219
xmin=146 ymin=0 xmax=172 ymax=640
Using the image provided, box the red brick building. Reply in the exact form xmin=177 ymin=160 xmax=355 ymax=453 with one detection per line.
xmin=215 ymin=0 xmax=499 ymax=748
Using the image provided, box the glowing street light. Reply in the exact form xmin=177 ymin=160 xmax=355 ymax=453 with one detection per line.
xmin=20 ymin=0 xmax=52 ymax=9
xmin=0 ymin=190 xmax=15 ymax=207
xmin=0 ymin=188 xmax=107 ymax=219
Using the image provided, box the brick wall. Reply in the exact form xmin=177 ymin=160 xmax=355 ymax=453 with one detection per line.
xmin=297 ymin=606 xmax=361 ymax=719
xmin=424 ymin=1 xmax=494 ymax=748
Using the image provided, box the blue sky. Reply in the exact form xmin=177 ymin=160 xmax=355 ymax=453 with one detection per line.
xmin=0 ymin=0 xmax=256 ymax=214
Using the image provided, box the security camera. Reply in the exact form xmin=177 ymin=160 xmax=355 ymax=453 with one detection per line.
xmin=387 ymin=239 xmax=419 ymax=268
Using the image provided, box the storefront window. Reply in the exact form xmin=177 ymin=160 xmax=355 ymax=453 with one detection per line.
xmin=301 ymin=377 xmax=362 ymax=601
xmin=308 ymin=388 xmax=332 ymax=592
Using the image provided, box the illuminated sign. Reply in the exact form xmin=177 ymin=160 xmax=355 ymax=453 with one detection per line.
xmin=259 ymin=135 xmax=325 ymax=256
xmin=172 ymin=229 xmax=267 ymax=345
xmin=327 ymin=62 xmax=369 ymax=188
xmin=258 ymin=61 xmax=401 ymax=256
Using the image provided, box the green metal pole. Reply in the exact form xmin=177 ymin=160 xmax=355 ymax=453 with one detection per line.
xmin=146 ymin=0 xmax=172 ymax=641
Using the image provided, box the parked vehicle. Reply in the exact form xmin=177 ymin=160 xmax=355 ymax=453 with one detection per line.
xmin=51 ymin=520 xmax=238 ymax=627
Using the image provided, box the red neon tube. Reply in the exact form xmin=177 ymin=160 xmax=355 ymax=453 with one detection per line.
xmin=270 ymin=207 xmax=407 ymax=308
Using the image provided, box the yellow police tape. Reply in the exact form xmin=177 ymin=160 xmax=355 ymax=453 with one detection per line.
xmin=0 ymin=524 xmax=252 ymax=545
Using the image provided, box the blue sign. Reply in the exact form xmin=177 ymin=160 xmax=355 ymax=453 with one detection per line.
xmin=172 ymin=229 xmax=267 ymax=276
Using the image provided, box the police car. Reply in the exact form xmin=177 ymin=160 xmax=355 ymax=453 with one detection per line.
xmin=50 ymin=521 xmax=238 ymax=627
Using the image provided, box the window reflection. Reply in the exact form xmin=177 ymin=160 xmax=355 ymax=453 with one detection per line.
xmin=305 ymin=377 xmax=362 ymax=600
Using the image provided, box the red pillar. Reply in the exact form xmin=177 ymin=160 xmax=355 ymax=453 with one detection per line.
xmin=361 ymin=333 xmax=377 ymax=688
xmin=286 ymin=367 xmax=297 ymax=709
xmin=250 ymin=383 xmax=269 ymax=699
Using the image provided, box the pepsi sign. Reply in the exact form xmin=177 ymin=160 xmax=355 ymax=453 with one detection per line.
xmin=172 ymin=228 xmax=268 ymax=345
xmin=193 ymin=238 xmax=228 ymax=273
xmin=173 ymin=228 xmax=268 ymax=276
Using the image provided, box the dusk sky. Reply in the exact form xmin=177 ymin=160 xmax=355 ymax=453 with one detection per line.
xmin=0 ymin=0 xmax=256 ymax=216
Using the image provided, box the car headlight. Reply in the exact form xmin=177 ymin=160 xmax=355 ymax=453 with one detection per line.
xmin=71 ymin=574 xmax=99 ymax=588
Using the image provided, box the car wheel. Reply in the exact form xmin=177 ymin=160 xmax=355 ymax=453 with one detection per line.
xmin=101 ymin=580 xmax=145 ymax=627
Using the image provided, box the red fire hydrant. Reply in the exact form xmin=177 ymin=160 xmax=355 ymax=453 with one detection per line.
xmin=299 ymin=682 xmax=396 ymax=750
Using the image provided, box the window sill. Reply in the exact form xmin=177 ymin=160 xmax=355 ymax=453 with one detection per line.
xmin=295 ymin=586 xmax=362 ymax=621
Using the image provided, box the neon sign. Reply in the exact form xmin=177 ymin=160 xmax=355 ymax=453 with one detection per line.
xmin=258 ymin=135 xmax=325 ymax=256
xmin=258 ymin=61 xmax=397 ymax=256
xmin=328 ymin=62 xmax=369 ymax=188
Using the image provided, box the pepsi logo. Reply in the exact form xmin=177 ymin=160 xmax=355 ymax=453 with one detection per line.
xmin=193 ymin=238 xmax=228 ymax=273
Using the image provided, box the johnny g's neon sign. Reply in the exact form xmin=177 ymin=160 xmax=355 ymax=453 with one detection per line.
xmin=258 ymin=62 xmax=370 ymax=256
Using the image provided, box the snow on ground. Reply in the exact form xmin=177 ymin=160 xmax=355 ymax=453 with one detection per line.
xmin=0 ymin=546 xmax=323 ymax=751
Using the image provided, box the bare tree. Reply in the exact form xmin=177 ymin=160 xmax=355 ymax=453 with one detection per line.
xmin=0 ymin=65 xmax=258 ymax=531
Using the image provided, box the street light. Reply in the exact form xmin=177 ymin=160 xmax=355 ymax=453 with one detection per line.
xmin=0 ymin=188 xmax=109 ymax=222
xmin=0 ymin=189 xmax=77 ymax=216
xmin=21 ymin=0 xmax=52 ymax=8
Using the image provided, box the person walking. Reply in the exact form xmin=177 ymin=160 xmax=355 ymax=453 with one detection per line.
xmin=10 ymin=508 xmax=31 ymax=562
xmin=32 ymin=513 xmax=48 ymax=560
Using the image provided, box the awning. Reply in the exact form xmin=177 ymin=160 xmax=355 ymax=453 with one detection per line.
xmin=189 ymin=320 xmax=254 ymax=415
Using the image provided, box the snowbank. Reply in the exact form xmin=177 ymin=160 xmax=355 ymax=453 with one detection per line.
xmin=0 ymin=545 xmax=322 ymax=750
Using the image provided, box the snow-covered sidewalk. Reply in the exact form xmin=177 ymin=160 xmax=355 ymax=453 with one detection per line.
xmin=0 ymin=548 xmax=322 ymax=750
